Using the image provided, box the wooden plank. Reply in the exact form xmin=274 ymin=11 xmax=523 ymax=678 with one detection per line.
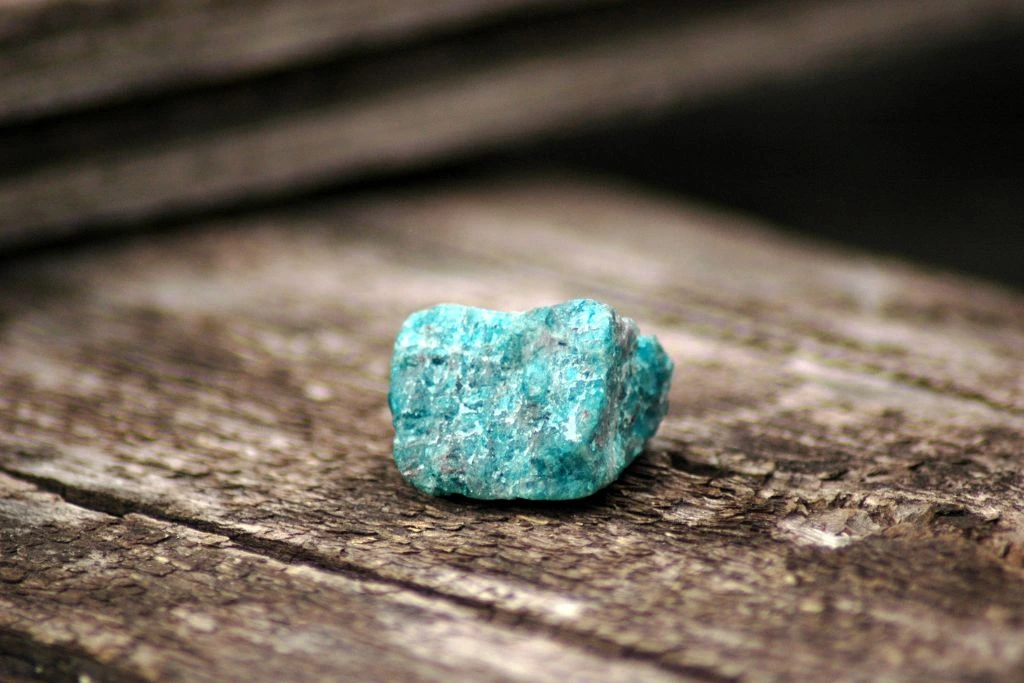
xmin=0 ymin=472 xmax=671 ymax=682
xmin=0 ymin=0 xmax=605 ymax=123
xmin=2 ymin=0 xmax=1021 ymax=247
xmin=2 ymin=174 xmax=1023 ymax=679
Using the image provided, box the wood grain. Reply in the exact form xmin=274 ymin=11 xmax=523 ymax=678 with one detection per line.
xmin=3 ymin=0 xmax=1021 ymax=248
xmin=0 ymin=473 xmax=671 ymax=683
xmin=2 ymin=174 xmax=1023 ymax=680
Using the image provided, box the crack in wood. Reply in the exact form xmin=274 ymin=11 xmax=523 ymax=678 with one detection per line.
xmin=0 ymin=464 xmax=732 ymax=681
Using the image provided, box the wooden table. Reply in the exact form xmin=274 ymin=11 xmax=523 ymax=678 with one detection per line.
xmin=2 ymin=173 xmax=1023 ymax=681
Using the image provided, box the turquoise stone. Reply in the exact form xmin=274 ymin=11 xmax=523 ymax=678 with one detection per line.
xmin=388 ymin=299 xmax=673 ymax=500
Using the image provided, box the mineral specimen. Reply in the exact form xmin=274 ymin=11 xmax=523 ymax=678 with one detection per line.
xmin=388 ymin=299 xmax=673 ymax=500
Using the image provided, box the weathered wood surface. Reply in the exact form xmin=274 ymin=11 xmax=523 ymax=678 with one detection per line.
xmin=2 ymin=173 xmax=1024 ymax=681
xmin=0 ymin=0 xmax=605 ymax=123
xmin=0 ymin=473 xmax=666 ymax=682
xmin=3 ymin=0 xmax=1021 ymax=248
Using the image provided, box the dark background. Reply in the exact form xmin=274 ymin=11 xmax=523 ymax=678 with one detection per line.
xmin=520 ymin=23 xmax=1024 ymax=290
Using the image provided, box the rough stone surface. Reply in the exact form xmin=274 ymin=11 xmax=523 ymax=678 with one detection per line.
xmin=388 ymin=299 xmax=673 ymax=500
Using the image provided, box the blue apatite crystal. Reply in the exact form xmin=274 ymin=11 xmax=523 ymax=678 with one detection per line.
xmin=388 ymin=299 xmax=673 ymax=500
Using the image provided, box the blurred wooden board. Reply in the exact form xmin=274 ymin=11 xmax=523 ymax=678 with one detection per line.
xmin=2 ymin=0 xmax=1021 ymax=247
xmin=0 ymin=0 xmax=608 ymax=123
xmin=2 ymin=173 xmax=1023 ymax=680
